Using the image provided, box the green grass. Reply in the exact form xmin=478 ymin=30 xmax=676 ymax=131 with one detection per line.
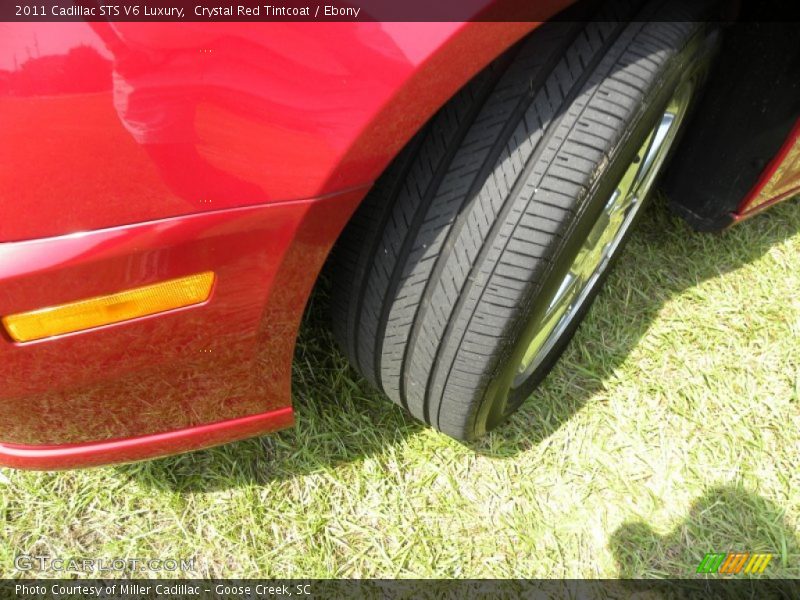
xmin=1 ymin=196 xmax=798 ymax=579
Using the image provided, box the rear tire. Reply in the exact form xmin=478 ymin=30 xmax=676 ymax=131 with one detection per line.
xmin=329 ymin=3 xmax=718 ymax=441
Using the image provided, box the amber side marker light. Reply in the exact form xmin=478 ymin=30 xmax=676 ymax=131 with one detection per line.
xmin=2 ymin=271 xmax=215 ymax=343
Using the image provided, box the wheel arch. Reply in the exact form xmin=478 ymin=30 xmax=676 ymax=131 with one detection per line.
xmin=315 ymin=21 xmax=543 ymax=195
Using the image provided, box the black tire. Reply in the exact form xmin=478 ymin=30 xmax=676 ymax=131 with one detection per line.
xmin=329 ymin=2 xmax=718 ymax=441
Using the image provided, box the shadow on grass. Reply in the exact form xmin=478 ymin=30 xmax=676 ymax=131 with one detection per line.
xmin=117 ymin=282 xmax=424 ymax=492
xmin=610 ymin=484 xmax=800 ymax=592
xmin=472 ymin=196 xmax=799 ymax=458
xmin=120 ymin=197 xmax=799 ymax=492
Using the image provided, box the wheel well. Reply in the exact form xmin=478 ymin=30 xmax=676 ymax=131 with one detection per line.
xmin=663 ymin=20 xmax=800 ymax=230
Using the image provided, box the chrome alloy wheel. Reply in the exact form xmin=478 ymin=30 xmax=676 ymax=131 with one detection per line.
xmin=512 ymin=80 xmax=695 ymax=388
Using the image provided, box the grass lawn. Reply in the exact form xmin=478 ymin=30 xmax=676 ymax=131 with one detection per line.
xmin=1 ymin=195 xmax=798 ymax=579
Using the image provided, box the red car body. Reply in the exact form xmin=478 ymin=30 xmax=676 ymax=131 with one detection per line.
xmin=0 ymin=14 xmax=797 ymax=469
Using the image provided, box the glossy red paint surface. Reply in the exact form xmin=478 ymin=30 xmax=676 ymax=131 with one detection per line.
xmin=0 ymin=20 xmax=539 ymax=242
xmin=734 ymin=119 xmax=800 ymax=221
xmin=0 ymin=14 xmax=562 ymax=468
xmin=0 ymin=407 xmax=294 ymax=470
xmin=0 ymin=188 xmax=364 ymax=451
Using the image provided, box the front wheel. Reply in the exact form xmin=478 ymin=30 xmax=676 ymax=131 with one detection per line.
xmin=330 ymin=4 xmax=718 ymax=441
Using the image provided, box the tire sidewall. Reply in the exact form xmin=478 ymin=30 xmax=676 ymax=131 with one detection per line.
xmin=473 ymin=22 xmax=720 ymax=437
